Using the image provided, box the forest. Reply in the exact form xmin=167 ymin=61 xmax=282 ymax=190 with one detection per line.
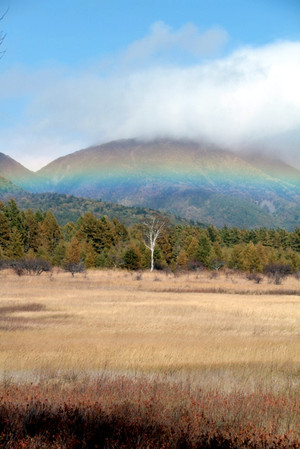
xmin=0 ymin=198 xmax=299 ymax=278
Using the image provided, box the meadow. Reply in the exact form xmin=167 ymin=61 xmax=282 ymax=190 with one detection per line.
xmin=0 ymin=269 xmax=299 ymax=448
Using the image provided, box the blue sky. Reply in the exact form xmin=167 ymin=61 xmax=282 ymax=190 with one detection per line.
xmin=1 ymin=0 xmax=300 ymax=170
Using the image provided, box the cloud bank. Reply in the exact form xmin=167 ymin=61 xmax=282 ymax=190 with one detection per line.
xmin=0 ymin=22 xmax=300 ymax=170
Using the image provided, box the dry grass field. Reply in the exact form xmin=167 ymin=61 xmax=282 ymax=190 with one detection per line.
xmin=0 ymin=269 xmax=299 ymax=389
xmin=0 ymin=269 xmax=299 ymax=448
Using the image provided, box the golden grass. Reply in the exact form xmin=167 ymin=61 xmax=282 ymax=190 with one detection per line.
xmin=0 ymin=269 xmax=299 ymax=393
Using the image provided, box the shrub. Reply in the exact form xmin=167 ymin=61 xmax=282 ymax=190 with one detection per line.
xmin=264 ymin=263 xmax=292 ymax=285
xmin=5 ymin=258 xmax=52 ymax=276
xmin=246 ymin=272 xmax=263 ymax=284
xmin=186 ymin=257 xmax=204 ymax=272
xmin=0 ymin=378 xmax=298 ymax=449
xmin=64 ymin=261 xmax=85 ymax=277
xmin=294 ymin=270 xmax=300 ymax=280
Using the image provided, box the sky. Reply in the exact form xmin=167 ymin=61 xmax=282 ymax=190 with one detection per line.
xmin=0 ymin=0 xmax=300 ymax=171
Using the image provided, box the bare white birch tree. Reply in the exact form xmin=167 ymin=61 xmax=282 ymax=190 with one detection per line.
xmin=142 ymin=216 xmax=165 ymax=272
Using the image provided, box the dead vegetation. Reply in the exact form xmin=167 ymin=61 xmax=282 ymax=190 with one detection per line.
xmin=0 ymin=269 xmax=299 ymax=447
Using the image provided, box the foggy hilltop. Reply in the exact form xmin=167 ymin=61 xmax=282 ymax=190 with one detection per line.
xmin=0 ymin=138 xmax=299 ymax=229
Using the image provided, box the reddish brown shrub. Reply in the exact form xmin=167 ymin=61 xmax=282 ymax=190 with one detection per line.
xmin=0 ymin=377 xmax=298 ymax=448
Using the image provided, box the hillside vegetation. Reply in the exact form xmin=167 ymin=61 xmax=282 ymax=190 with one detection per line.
xmin=1 ymin=138 xmax=299 ymax=229
xmin=0 ymin=198 xmax=299 ymax=274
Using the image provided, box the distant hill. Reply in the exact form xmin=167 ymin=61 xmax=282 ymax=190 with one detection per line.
xmin=0 ymin=174 xmax=24 ymax=198
xmin=0 ymin=153 xmax=41 ymax=191
xmin=0 ymin=175 xmax=191 ymax=226
xmin=10 ymin=192 xmax=191 ymax=226
xmin=36 ymin=139 xmax=299 ymax=229
xmin=1 ymin=140 xmax=299 ymax=229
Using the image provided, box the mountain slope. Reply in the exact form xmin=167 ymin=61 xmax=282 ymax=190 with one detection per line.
xmin=11 ymin=192 xmax=191 ymax=226
xmin=0 ymin=152 xmax=41 ymax=191
xmin=0 ymin=174 xmax=25 ymax=198
xmin=37 ymin=139 xmax=300 ymax=229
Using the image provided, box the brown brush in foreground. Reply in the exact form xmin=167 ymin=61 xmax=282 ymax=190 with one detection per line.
xmin=0 ymin=375 xmax=299 ymax=449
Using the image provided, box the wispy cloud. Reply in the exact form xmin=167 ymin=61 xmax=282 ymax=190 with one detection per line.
xmin=0 ymin=22 xmax=300 ymax=170
xmin=122 ymin=22 xmax=229 ymax=64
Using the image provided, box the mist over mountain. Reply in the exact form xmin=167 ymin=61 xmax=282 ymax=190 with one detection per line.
xmin=37 ymin=138 xmax=299 ymax=229
xmin=0 ymin=139 xmax=299 ymax=229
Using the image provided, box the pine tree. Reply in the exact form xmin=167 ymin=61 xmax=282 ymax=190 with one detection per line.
xmin=176 ymin=248 xmax=188 ymax=269
xmin=112 ymin=217 xmax=129 ymax=242
xmin=123 ymin=246 xmax=141 ymax=270
xmin=243 ymin=242 xmax=263 ymax=273
xmin=52 ymin=241 xmax=67 ymax=266
xmin=6 ymin=227 xmax=24 ymax=259
xmin=4 ymin=199 xmax=25 ymax=238
xmin=256 ymin=242 xmax=268 ymax=268
xmin=207 ymin=225 xmax=221 ymax=243
xmin=186 ymin=236 xmax=199 ymax=259
xmin=228 ymin=244 xmax=244 ymax=270
xmin=77 ymin=212 xmax=102 ymax=253
xmin=0 ymin=211 xmax=10 ymax=252
xmin=84 ymin=244 xmax=97 ymax=269
xmin=66 ymin=237 xmax=81 ymax=264
xmin=291 ymin=228 xmax=300 ymax=252
xmin=38 ymin=212 xmax=62 ymax=256
xmin=209 ymin=242 xmax=224 ymax=270
xmin=23 ymin=209 xmax=39 ymax=253
xmin=157 ymin=229 xmax=173 ymax=264
xmin=61 ymin=222 xmax=77 ymax=242
xmin=196 ymin=233 xmax=212 ymax=267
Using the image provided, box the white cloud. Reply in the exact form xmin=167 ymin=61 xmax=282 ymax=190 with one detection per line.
xmin=122 ymin=22 xmax=229 ymax=64
xmin=0 ymin=22 xmax=300 ymax=170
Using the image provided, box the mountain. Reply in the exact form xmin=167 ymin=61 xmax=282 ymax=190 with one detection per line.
xmin=1 ymin=140 xmax=299 ymax=229
xmin=11 ymin=192 xmax=191 ymax=226
xmin=0 ymin=173 xmax=189 ymax=227
xmin=0 ymin=153 xmax=39 ymax=191
xmin=36 ymin=138 xmax=300 ymax=229
xmin=0 ymin=174 xmax=25 ymax=198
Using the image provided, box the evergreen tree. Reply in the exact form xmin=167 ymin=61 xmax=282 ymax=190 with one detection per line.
xmin=84 ymin=243 xmax=97 ymax=269
xmin=123 ymin=246 xmax=141 ymax=270
xmin=34 ymin=210 xmax=45 ymax=223
xmin=52 ymin=241 xmax=67 ymax=266
xmin=219 ymin=226 xmax=233 ymax=246
xmin=207 ymin=225 xmax=221 ymax=243
xmin=186 ymin=236 xmax=199 ymax=260
xmin=176 ymin=248 xmax=188 ymax=269
xmin=77 ymin=212 xmax=113 ymax=253
xmin=209 ymin=242 xmax=225 ymax=269
xmin=277 ymin=228 xmax=291 ymax=249
xmin=0 ymin=211 xmax=10 ymax=252
xmin=66 ymin=237 xmax=81 ymax=264
xmin=291 ymin=228 xmax=300 ymax=252
xmin=256 ymin=242 xmax=268 ymax=268
xmin=23 ymin=209 xmax=39 ymax=253
xmin=61 ymin=222 xmax=77 ymax=242
xmin=6 ymin=227 xmax=24 ymax=259
xmin=196 ymin=233 xmax=212 ymax=267
xmin=112 ymin=217 xmax=129 ymax=242
xmin=38 ymin=212 xmax=62 ymax=256
xmin=228 ymin=244 xmax=244 ymax=270
xmin=284 ymin=249 xmax=300 ymax=271
xmin=243 ymin=242 xmax=263 ymax=272
xmin=157 ymin=229 xmax=173 ymax=264
xmin=4 ymin=199 xmax=24 ymax=233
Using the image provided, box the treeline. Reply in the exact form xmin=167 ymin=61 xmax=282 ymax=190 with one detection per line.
xmin=0 ymin=199 xmax=299 ymax=275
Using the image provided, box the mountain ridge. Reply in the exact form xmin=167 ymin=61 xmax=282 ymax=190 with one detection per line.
xmin=0 ymin=139 xmax=299 ymax=229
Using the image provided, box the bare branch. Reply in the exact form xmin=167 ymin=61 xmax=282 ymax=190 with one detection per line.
xmin=0 ymin=7 xmax=8 ymax=59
